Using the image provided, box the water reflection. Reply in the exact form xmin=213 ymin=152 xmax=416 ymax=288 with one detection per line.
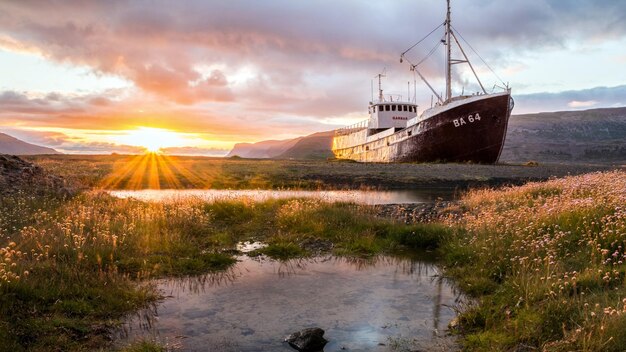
xmin=116 ymin=255 xmax=463 ymax=351
xmin=108 ymin=188 xmax=457 ymax=205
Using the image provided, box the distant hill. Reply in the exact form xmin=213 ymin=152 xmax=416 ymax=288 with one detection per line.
xmin=0 ymin=133 xmax=60 ymax=155
xmin=227 ymin=131 xmax=333 ymax=159
xmin=276 ymin=131 xmax=334 ymax=159
xmin=501 ymin=107 xmax=626 ymax=163
xmin=227 ymin=138 xmax=301 ymax=158
xmin=226 ymin=107 xmax=626 ymax=163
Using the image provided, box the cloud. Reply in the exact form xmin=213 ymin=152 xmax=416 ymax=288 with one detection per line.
xmin=161 ymin=146 xmax=229 ymax=157
xmin=1 ymin=0 xmax=626 ymax=153
xmin=0 ymin=89 xmax=333 ymax=146
xmin=58 ymin=141 xmax=146 ymax=154
xmin=0 ymin=127 xmax=146 ymax=154
xmin=515 ymin=85 xmax=626 ymax=113
xmin=568 ymin=100 xmax=597 ymax=108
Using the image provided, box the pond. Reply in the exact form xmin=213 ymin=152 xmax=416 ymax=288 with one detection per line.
xmin=116 ymin=253 xmax=463 ymax=351
xmin=108 ymin=188 xmax=457 ymax=205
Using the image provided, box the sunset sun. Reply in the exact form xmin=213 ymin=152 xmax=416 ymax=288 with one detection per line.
xmin=113 ymin=127 xmax=191 ymax=153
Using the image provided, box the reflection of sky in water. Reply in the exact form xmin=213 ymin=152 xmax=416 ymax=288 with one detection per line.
xmin=108 ymin=188 xmax=457 ymax=205
xmin=117 ymin=256 xmax=464 ymax=352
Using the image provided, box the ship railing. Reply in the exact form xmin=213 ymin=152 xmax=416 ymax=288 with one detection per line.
xmin=334 ymin=119 xmax=369 ymax=136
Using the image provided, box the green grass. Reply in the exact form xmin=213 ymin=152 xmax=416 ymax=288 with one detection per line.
xmin=441 ymin=171 xmax=626 ymax=351
xmin=119 ymin=341 xmax=166 ymax=352
xmin=0 ymin=192 xmax=450 ymax=351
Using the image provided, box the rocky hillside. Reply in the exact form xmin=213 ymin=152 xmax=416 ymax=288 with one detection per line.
xmin=501 ymin=107 xmax=626 ymax=163
xmin=276 ymin=131 xmax=334 ymax=159
xmin=227 ymin=131 xmax=333 ymax=159
xmin=0 ymin=132 xmax=60 ymax=155
xmin=0 ymin=154 xmax=73 ymax=197
xmin=226 ymin=107 xmax=626 ymax=163
xmin=227 ymin=138 xmax=300 ymax=158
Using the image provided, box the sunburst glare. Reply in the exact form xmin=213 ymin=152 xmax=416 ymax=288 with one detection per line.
xmin=99 ymin=153 xmax=208 ymax=190
xmin=113 ymin=127 xmax=192 ymax=153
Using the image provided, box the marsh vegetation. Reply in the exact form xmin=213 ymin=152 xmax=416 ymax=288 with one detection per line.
xmin=0 ymin=191 xmax=449 ymax=351
xmin=1 ymin=155 xmax=624 ymax=351
xmin=24 ymin=154 xmax=616 ymax=190
xmin=444 ymin=171 xmax=626 ymax=351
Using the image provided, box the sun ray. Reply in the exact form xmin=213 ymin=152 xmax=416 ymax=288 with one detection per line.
xmin=155 ymin=154 xmax=184 ymax=189
xmin=161 ymin=155 xmax=207 ymax=188
xmin=100 ymin=148 xmax=222 ymax=191
xmin=147 ymin=153 xmax=161 ymax=189
xmin=127 ymin=154 xmax=151 ymax=190
xmin=100 ymin=154 xmax=147 ymax=189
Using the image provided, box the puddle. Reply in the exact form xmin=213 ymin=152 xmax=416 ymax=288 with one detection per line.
xmin=108 ymin=188 xmax=457 ymax=205
xmin=236 ymin=241 xmax=267 ymax=253
xmin=117 ymin=255 xmax=463 ymax=351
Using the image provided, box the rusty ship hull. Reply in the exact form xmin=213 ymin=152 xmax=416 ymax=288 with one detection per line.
xmin=332 ymin=92 xmax=513 ymax=163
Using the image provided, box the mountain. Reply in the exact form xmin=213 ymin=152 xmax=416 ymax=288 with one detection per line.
xmin=500 ymin=107 xmax=626 ymax=163
xmin=226 ymin=138 xmax=300 ymax=158
xmin=276 ymin=131 xmax=334 ymax=159
xmin=227 ymin=131 xmax=333 ymax=159
xmin=0 ymin=132 xmax=61 ymax=155
xmin=225 ymin=107 xmax=626 ymax=163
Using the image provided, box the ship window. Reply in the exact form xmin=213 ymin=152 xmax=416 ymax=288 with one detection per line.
xmin=411 ymin=106 xmax=416 ymax=113
xmin=407 ymin=131 xmax=412 ymax=137
xmin=385 ymin=105 xmax=390 ymax=111
xmin=392 ymin=105 xmax=396 ymax=111
xmin=402 ymin=105 xmax=406 ymax=111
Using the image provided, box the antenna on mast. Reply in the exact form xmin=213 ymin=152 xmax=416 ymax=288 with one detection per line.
xmin=413 ymin=72 xmax=417 ymax=103
xmin=375 ymin=69 xmax=386 ymax=102
xmin=407 ymin=81 xmax=410 ymax=102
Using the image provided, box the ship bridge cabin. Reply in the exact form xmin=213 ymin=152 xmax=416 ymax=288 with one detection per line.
xmin=367 ymin=101 xmax=417 ymax=135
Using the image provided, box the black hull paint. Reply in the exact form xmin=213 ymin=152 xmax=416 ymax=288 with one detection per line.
xmin=332 ymin=93 xmax=512 ymax=164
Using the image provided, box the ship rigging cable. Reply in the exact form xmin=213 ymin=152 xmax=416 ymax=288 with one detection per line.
xmin=400 ymin=22 xmax=445 ymax=58
xmin=416 ymin=35 xmax=444 ymax=67
xmin=399 ymin=36 xmax=443 ymax=73
xmin=451 ymin=24 xmax=506 ymax=87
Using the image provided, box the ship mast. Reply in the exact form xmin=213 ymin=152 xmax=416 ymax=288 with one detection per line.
xmin=445 ymin=0 xmax=452 ymax=102
xmin=376 ymin=71 xmax=386 ymax=102
xmin=400 ymin=0 xmax=493 ymax=106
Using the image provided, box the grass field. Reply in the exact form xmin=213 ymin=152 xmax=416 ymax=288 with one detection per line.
xmin=24 ymin=154 xmax=620 ymax=190
xmin=2 ymin=155 xmax=626 ymax=351
xmin=444 ymin=170 xmax=626 ymax=351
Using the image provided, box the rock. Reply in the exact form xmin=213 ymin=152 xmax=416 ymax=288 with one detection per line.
xmin=0 ymin=154 xmax=75 ymax=198
xmin=447 ymin=317 xmax=460 ymax=332
xmin=285 ymin=327 xmax=328 ymax=351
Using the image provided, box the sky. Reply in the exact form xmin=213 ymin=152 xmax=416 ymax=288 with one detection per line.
xmin=1 ymin=0 xmax=625 ymax=155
